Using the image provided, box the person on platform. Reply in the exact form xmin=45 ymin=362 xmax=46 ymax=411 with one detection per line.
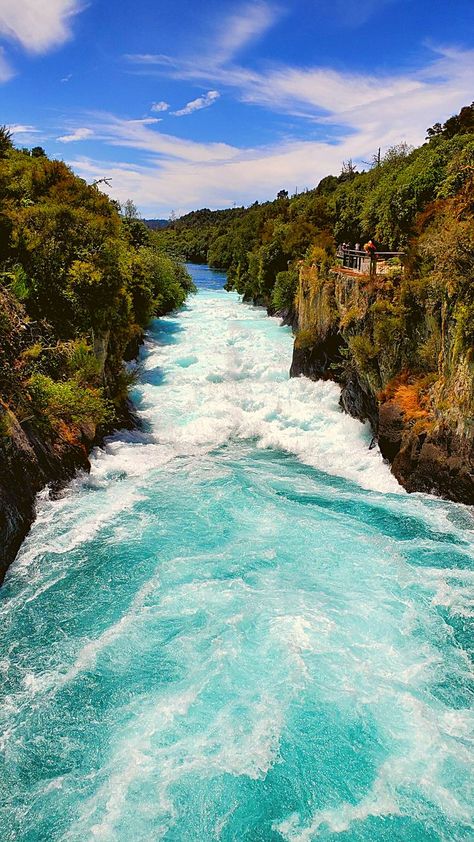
xmin=363 ymin=239 xmax=377 ymax=276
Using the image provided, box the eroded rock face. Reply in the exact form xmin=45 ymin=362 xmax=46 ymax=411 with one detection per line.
xmin=290 ymin=330 xmax=344 ymax=380
xmin=340 ymin=369 xmax=379 ymax=431
xmin=393 ymin=428 xmax=474 ymax=503
xmin=378 ymin=402 xmax=405 ymax=462
xmin=290 ymin=264 xmax=474 ymax=504
xmin=0 ymin=408 xmax=93 ymax=584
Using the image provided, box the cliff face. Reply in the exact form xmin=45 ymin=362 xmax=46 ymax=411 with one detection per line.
xmin=290 ymin=261 xmax=474 ymax=503
xmin=0 ymin=406 xmax=94 ymax=582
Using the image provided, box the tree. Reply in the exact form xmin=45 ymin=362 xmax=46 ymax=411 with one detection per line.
xmin=427 ymin=103 xmax=474 ymax=142
xmin=0 ymin=125 xmax=13 ymax=158
xmin=340 ymin=159 xmax=357 ymax=182
xmin=122 ymin=217 xmax=151 ymax=249
xmin=277 ymin=189 xmax=289 ymax=200
xmin=122 ymin=199 xmax=139 ymax=219
xmin=426 ymin=122 xmax=443 ymax=141
xmin=342 ymin=159 xmax=356 ymax=174
xmin=382 ymin=142 xmax=413 ymax=165
xmin=31 ymin=147 xmax=46 ymax=158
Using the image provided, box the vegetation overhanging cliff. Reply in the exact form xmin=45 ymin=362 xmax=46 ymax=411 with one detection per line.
xmin=158 ymin=104 xmax=474 ymax=503
xmin=0 ymin=133 xmax=194 ymax=581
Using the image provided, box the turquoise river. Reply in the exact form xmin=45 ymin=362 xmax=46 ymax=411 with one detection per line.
xmin=1 ymin=264 xmax=473 ymax=841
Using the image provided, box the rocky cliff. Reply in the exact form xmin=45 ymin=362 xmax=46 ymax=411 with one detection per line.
xmin=290 ymin=254 xmax=474 ymax=503
xmin=0 ymin=405 xmax=94 ymax=582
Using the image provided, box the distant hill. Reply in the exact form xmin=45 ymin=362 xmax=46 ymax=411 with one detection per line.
xmin=144 ymin=219 xmax=169 ymax=230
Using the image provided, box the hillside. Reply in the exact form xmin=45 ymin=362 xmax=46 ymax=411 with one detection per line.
xmin=0 ymin=133 xmax=194 ymax=578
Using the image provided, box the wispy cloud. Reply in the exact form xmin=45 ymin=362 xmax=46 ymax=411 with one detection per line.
xmin=127 ymin=1 xmax=279 ymax=73
xmin=212 ymin=1 xmax=280 ymax=64
xmin=0 ymin=0 xmax=84 ymax=54
xmin=9 ymin=123 xmax=39 ymax=134
xmin=151 ymin=101 xmax=169 ymax=113
xmin=58 ymin=112 xmax=238 ymax=162
xmin=321 ymin=0 xmax=400 ymax=28
xmin=67 ymin=136 xmax=344 ymax=218
xmin=172 ymin=90 xmax=220 ymax=117
xmin=126 ymin=1 xmax=280 ymax=78
xmin=57 ymin=127 xmax=93 ymax=143
xmin=127 ymin=12 xmax=474 ymax=148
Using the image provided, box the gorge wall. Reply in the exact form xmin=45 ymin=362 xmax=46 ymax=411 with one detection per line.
xmin=290 ymin=262 xmax=474 ymax=503
xmin=0 ymin=402 xmax=94 ymax=583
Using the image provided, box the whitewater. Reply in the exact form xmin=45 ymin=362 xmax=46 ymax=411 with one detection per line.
xmin=1 ymin=264 xmax=473 ymax=841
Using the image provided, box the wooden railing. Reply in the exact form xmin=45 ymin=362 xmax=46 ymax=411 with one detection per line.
xmin=336 ymin=248 xmax=405 ymax=276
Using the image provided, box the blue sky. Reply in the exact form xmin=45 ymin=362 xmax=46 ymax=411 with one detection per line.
xmin=1 ymin=0 xmax=473 ymax=216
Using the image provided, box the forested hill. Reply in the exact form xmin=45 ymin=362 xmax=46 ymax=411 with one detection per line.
xmin=157 ymin=102 xmax=474 ymax=313
xmin=0 ymin=131 xmax=194 ymax=577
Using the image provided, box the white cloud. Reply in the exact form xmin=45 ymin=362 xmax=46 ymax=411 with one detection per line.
xmin=128 ymin=25 xmax=474 ymax=151
xmin=213 ymin=1 xmax=279 ymax=64
xmin=57 ymin=127 xmax=93 ymax=142
xmin=151 ymin=101 xmax=169 ymax=112
xmin=9 ymin=123 xmax=39 ymax=134
xmin=68 ymin=137 xmax=344 ymax=218
xmin=127 ymin=117 xmax=162 ymax=125
xmin=0 ymin=0 xmax=83 ymax=54
xmin=172 ymin=90 xmax=220 ymax=117
xmin=62 ymin=112 xmax=238 ymax=162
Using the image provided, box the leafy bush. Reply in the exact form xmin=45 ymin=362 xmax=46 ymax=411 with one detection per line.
xmin=348 ymin=335 xmax=378 ymax=368
xmin=271 ymin=269 xmax=298 ymax=312
xmin=27 ymin=373 xmax=112 ymax=430
xmin=294 ymin=328 xmax=318 ymax=349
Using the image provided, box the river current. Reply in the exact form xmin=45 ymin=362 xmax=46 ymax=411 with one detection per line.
xmin=1 ymin=264 xmax=473 ymax=841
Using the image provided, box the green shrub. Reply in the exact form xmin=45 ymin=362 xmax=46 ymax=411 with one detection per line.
xmin=66 ymin=340 xmax=101 ymax=384
xmin=271 ymin=269 xmax=298 ymax=312
xmin=27 ymin=373 xmax=112 ymax=429
xmin=348 ymin=335 xmax=378 ymax=368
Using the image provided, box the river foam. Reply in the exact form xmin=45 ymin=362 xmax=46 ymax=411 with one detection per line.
xmin=1 ymin=264 xmax=473 ymax=841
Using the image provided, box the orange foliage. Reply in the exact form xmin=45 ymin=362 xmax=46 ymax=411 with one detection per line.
xmin=56 ymin=420 xmax=81 ymax=446
xmin=380 ymin=372 xmax=432 ymax=423
xmin=393 ymin=384 xmax=429 ymax=420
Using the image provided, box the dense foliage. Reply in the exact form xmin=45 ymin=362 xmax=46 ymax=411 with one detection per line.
xmin=0 ymin=136 xmax=194 ymax=441
xmin=157 ymin=104 xmax=474 ymax=313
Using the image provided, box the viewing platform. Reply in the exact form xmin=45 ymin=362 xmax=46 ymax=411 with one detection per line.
xmin=335 ymin=247 xmax=405 ymax=278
